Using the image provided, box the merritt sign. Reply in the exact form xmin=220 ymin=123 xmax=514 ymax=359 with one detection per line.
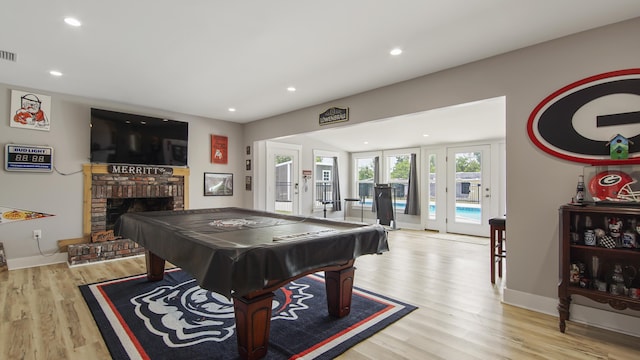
xmin=108 ymin=165 xmax=173 ymax=176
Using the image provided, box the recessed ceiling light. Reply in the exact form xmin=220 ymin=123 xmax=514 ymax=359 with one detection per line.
xmin=390 ymin=48 xmax=402 ymax=56
xmin=363 ymin=141 xmax=369 ymax=145
xmin=49 ymin=70 xmax=63 ymax=76
xmin=423 ymin=134 xmax=429 ymax=137
xmin=228 ymin=108 xmax=236 ymax=112
xmin=64 ymin=17 xmax=82 ymax=27
xmin=287 ymin=86 xmax=296 ymax=92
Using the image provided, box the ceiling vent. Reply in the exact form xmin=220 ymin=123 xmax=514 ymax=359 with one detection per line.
xmin=0 ymin=50 xmax=17 ymax=62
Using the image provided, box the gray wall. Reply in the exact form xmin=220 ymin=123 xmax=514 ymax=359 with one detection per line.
xmin=0 ymin=87 xmax=244 ymax=267
xmin=244 ymin=18 xmax=640 ymax=334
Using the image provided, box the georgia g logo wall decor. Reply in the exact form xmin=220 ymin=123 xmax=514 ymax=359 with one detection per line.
xmin=527 ymin=68 xmax=640 ymax=164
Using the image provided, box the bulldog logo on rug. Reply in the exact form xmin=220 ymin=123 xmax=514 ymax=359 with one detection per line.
xmin=130 ymin=277 xmax=313 ymax=347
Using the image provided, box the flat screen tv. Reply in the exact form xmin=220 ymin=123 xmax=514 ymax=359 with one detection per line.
xmin=90 ymin=108 xmax=188 ymax=166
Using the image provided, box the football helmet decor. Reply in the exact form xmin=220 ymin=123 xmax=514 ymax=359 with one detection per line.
xmin=588 ymin=170 xmax=640 ymax=202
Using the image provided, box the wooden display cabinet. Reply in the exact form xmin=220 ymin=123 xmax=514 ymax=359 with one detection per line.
xmin=558 ymin=204 xmax=640 ymax=332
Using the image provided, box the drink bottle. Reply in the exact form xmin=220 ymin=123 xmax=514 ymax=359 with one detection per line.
xmin=576 ymin=175 xmax=585 ymax=203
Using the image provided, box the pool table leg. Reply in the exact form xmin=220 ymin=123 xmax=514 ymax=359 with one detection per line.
xmin=233 ymin=292 xmax=274 ymax=360
xmin=325 ymin=266 xmax=355 ymax=318
xmin=145 ymin=251 xmax=166 ymax=281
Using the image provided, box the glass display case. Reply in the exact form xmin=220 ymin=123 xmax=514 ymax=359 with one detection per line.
xmin=583 ymin=164 xmax=640 ymax=204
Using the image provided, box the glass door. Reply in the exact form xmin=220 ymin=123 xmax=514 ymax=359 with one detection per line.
xmin=266 ymin=143 xmax=300 ymax=215
xmin=423 ymin=147 xmax=446 ymax=233
xmin=446 ymin=145 xmax=491 ymax=236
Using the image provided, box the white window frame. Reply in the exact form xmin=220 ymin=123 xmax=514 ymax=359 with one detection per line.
xmin=351 ymin=151 xmax=382 ymax=208
xmin=313 ymin=149 xmax=339 ymax=210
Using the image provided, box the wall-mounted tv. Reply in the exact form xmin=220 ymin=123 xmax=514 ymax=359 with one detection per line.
xmin=90 ymin=108 xmax=188 ymax=166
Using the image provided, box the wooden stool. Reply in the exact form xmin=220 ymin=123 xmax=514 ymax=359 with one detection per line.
xmin=489 ymin=217 xmax=506 ymax=283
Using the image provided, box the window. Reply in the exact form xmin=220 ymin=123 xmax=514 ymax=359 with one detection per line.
xmin=352 ymin=150 xmax=417 ymax=212
xmin=386 ymin=154 xmax=410 ymax=206
xmin=322 ymin=170 xmax=331 ymax=181
xmin=314 ymin=151 xmax=337 ymax=209
xmin=428 ymin=154 xmax=437 ymax=219
xmin=352 ymin=152 xmax=379 ymax=207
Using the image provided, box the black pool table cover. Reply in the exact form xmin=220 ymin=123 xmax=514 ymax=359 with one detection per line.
xmin=115 ymin=207 xmax=389 ymax=298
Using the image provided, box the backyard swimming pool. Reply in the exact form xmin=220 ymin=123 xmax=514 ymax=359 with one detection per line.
xmin=359 ymin=201 xmax=481 ymax=222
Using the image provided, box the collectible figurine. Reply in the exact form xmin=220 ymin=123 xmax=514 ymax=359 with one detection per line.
xmin=570 ymin=263 xmax=582 ymax=285
xmin=609 ymin=217 xmax=622 ymax=242
xmin=622 ymin=228 xmax=637 ymax=248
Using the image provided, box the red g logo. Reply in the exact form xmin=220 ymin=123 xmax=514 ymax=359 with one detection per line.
xmin=527 ymin=69 xmax=640 ymax=164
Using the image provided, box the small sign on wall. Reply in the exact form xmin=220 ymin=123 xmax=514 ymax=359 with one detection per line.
xmin=4 ymin=144 xmax=53 ymax=172
xmin=319 ymin=107 xmax=349 ymax=126
xmin=107 ymin=164 xmax=173 ymax=175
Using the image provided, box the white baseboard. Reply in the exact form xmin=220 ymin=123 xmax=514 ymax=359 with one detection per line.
xmin=7 ymin=252 xmax=68 ymax=270
xmin=503 ymin=287 xmax=640 ymax=337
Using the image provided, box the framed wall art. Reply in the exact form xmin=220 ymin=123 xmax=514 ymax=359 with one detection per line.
xmin=210 ymin=135 xmax=228 ymax=164
xmin=10 ymin=90 xmax=51 ymax=131
xmin=204 ymin=172 xmax=233 ymax=196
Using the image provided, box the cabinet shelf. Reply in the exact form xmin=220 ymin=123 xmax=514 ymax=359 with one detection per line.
xmin=566 ymin=286 xmax=640 ymax=311
xmin=558 ymin=204 xmax=640 ymax=333
xmin=570 ymin=244 xmax=640 ymax=256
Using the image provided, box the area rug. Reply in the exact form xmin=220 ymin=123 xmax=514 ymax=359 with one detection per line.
xmin=80 ymin=268 xmax=416 ymax=359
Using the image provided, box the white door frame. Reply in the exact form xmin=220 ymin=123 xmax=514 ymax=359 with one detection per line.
xmin=422 ymin=147 xmax=447 ymax=232
xmin=446 ymin=144 xmax=492 ymax=236
xmin=265 ymin=141 xmax=301 ymax=215
xmin=423 ymin=142 xmax=502 ymax=235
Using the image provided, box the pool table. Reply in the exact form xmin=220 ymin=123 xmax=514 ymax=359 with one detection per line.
xmin=115 ymin=207 xmax=388 ymax=360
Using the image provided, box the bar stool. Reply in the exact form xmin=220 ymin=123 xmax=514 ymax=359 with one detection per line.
xmin=321 ymin=200 xmax=333 ymax=218
xmin=489 ymin=216 xmax=506 ymax=284
xmin=344 ymin=198 xmax=361 ymax=221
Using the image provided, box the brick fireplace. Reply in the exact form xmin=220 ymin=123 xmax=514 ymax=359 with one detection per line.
xmin=66 ymin=164 xmax=190 ymax=265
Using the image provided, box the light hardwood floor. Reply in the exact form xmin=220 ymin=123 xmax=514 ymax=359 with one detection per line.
xmin=1 ymin=230 xmax=639 ymax=359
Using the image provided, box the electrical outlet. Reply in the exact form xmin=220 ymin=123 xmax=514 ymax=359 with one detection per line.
xmin=33 ymin=229 xmax=42 ymax=240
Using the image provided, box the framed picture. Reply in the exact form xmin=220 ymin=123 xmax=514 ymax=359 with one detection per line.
xmin=204 ymin=172 xmax=233 ymax=196
xmin=245 ymin=176 xmax=252 ymax=191
xmin=246 ymin=159 xmax=251 ymax=171
xmin=246 ymin=146 xmax=251 ymax=155
xmin=10 ymin=90 xmax=51 ymax=131
xmin=210 ymin=135 xmax=228 ymax=164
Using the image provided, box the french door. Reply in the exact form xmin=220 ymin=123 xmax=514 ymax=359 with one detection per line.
xmin=445 ymin=145 xmax=491 ymax=236
xmin=266 ymin=143 xmax=300 ymax=215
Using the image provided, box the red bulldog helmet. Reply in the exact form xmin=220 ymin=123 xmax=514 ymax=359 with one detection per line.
xmin=588 ymin=170 xmax=640 ymax=202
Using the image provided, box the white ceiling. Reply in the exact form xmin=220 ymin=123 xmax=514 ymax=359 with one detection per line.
xmin=2 ymin=1 xmax=640 ymax=151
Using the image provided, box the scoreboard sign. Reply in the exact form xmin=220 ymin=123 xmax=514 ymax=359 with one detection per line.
xmin=4 ymin=144 xmax=53 ymax=172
